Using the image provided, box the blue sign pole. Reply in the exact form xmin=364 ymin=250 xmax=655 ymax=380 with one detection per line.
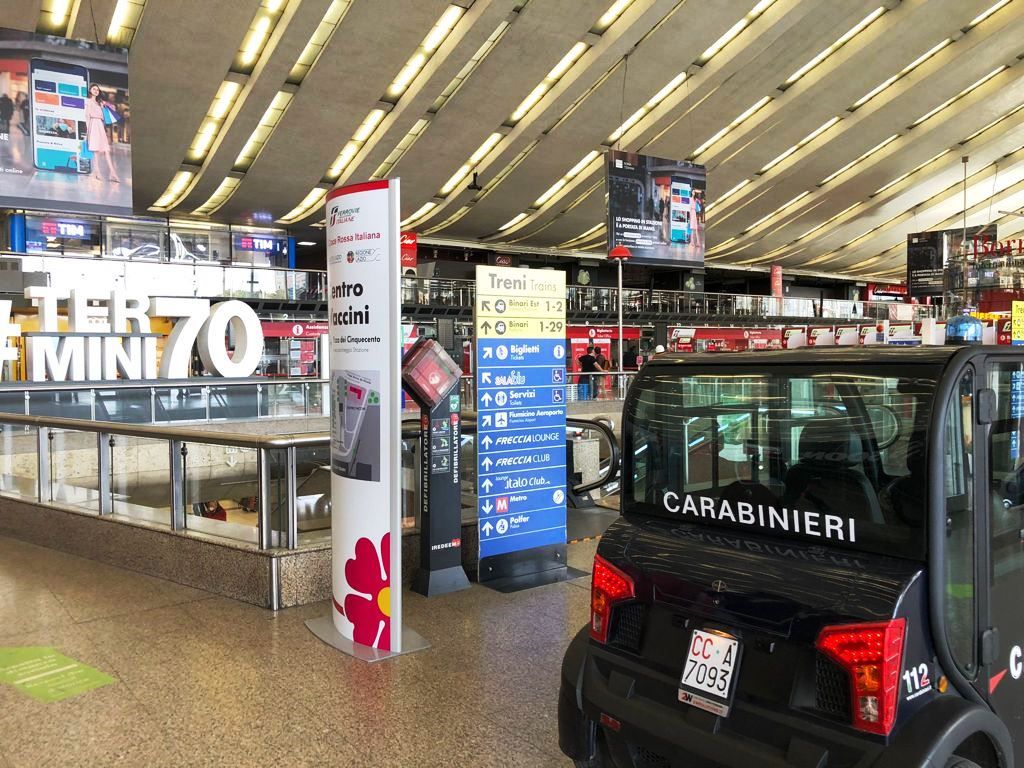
xmin=475 ymin=266 xmax=569 ymax=589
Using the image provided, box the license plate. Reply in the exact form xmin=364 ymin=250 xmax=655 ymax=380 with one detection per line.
xmin=678 ymin=629 xmax=741 ymax=716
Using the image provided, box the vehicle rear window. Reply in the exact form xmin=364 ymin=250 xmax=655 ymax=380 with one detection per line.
xmin=623 ymin=365 xmax=938 ymax=558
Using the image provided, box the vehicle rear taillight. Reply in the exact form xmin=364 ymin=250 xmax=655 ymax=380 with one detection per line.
xmin=590 ymin=554 xmax=635 ymax=644
xmin=816 ymin=619 xmax=906 ymax=736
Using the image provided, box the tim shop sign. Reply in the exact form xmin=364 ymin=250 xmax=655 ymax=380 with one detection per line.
xmin=0 ymin=287 xmax=264 ymax=382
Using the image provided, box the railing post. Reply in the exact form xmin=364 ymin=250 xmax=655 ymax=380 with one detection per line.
xmin=36 ymin=428 xmax=49 ymax=503
xmin=204 ymin=386 xmax=211 ymax=423
xmin=258 ymin=448 xmax=272 ymax=550
xmin=169 ymin=440 xmax=185 ymax=530
xmin=97 ymin=432 xmax=111 ymax=515
xmin=286 ymin=446 xmax=298 ymax=549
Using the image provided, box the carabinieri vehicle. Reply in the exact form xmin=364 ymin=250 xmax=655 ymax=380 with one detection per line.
xmin=560 ymin=346 xmax=1024 ymax=768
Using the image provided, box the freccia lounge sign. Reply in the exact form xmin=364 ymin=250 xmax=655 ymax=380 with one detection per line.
xmin=0 ymin=287 xmax=265 ymax=382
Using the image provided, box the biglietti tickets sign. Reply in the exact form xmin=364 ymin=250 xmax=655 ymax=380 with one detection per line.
xmin=0 ymin=287 xmax=264 ymax=382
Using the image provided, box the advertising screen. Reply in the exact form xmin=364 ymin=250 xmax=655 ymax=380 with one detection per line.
xmin=907 ymin=224 xmax=995 ymax=298
xmin=606 ymin=149 xmax=706 ymax=265
xmin=0 ymin=28 xmax=131 ymax=215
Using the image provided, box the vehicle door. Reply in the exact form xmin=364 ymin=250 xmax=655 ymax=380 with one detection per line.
xmin=983 ymin=357 xmax=1024 ymax=740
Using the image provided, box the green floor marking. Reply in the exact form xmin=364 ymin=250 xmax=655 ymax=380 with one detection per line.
xmin=0 ymin=647 xmax=116 ymax=703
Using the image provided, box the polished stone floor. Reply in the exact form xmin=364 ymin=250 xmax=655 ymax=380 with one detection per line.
xmin=0 ymin=533 xmax=596 ymax=767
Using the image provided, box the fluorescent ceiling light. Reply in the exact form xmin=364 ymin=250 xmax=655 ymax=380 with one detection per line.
xmin=508 ymin=42 xmax=589 ymax=124
xmin=759 ymin=116 xmax=840 ymax=173
xmin=851 ymin=38 xmax=951 ymax=109
xmin=234 ymin=90 xmax=293 ymax=171
xmin=871 ymin=149 xmax=951 ymax=196
xmin=387 ymin=5 xmax=464 ymax=99
xmin=911 ymin=66 xmax=1007 ymax=126
xmin=192 ymin=177 xmax=241 ymax=216
xmin=796 ymin=202 xmax=860 ymax=241
xmin=965 ymin=0 xmax=1011 ymax=30
xmin=402 ymin=202 xmax=437 ymax=227
xmin=499 ymin=213 xmax=528 ymax=231
xmin=743 ymin=191 xmax=810 ymax=233
xmin=784 ymin=7 xmax=885 ymax=87
xmin=592 ymin=0 xmax=634 ymax=33
xmin=288 ymin=0 xmax=353 ymax=84
xmin=107 ymin=0 xmax=147 ymax=47
xmin=691 ymin=96 xmax=772 ymax=158
xmin=353 ymin=109 xmax=386 ymax=142
xmin=186 ymin=80 xmax=242 ymax=164
xmin=607 ymin=108 xmax=646 ymax=144
xmin=819 ymin=134 xmax=899 ymax=185
xmin=297 ymin=241 xmax=316 ymax=246
xmin=961 ymin=102 xmax=1024 ymax=144
xmin=278 ymin=187 xmax=329 ymax=224
xmin=705 ymin=179 xmax=750 ymax=212
xmin=151 ymin=171 xmax=197 ymax=211
xmin=439 ymin=133 xmax=503 ymax=196
xmin=697 ymin=0 xmax=775 ymax=65
xmin=646 ymin=72 xmax=687 ymax=109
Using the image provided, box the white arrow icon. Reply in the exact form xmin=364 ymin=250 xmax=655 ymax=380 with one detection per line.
xmin=481 ymin=371 xmax=492 ymax=384
xmin=481 ymin=521 xmax=494 ymax=536
xmin=482 ymin=436 xmax=492 ymax=448
xmin=482 ymin=478 xmax=493 ymax=492
xmin=482 ymin=500 xmax=493 ymax=514
xmin=482 ymin=457 xmax=493 ymax=470
xmin=483 ymin=348 xmax=493 ymax=359
xmin=482 ymin=415 xmax=492 ymax=427
xmin=481 ymin=392 xmax=492 ymax=406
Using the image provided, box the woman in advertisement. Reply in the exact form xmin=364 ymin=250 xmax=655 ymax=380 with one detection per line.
xmin=85 ymin=84 xmax=120 ymax=183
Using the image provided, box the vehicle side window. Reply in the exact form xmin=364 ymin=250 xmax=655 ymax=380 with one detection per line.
xmin=988 ymin=363 xmax=1024 ymax=580
xmin=944 ymin=369 xmax=976 ymax=677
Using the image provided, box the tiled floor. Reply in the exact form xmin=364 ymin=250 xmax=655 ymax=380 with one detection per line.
xmin=0 ymin=534 xmax=596 ymax=767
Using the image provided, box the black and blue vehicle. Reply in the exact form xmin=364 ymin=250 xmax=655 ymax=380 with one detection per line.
xmin=560 ymin=346 xmax=1024 ymax=767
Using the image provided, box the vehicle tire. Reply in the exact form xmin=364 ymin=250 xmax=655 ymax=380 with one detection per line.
xmin=945 ymin=758 xmax=982 ymax=768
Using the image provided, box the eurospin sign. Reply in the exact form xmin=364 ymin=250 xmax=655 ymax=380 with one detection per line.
xmin=0 ymin=287 xmax=264 ymax=382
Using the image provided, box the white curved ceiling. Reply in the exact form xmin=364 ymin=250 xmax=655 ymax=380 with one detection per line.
xmin=8 ymin=0 xmax=1024 ymax=279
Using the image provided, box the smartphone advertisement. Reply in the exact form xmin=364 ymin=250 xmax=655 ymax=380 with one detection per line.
xmin=606 ymin=149 xmax=706 ymax=265
xmin=0 ymin=28 xmax=131 ymax=215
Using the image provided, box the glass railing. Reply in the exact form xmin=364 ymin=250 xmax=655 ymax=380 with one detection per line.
xmin=401 ymin=277 xmax=936 ymax=322
xmin=0 ymin=378 xmax=330 ymax=424
xmin=4 ymin=252 xmax=328 ymax=302
xmin=0 ymin=411 xmax=620 ymax=552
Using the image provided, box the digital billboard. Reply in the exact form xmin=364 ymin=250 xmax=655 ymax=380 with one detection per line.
xmin=606 ymin=149 xmax=706 ymax=265
xmin=907 ymin=224 xmax=995 ymax=298
xmin=0 ymin=28 xmax=131 ymax=215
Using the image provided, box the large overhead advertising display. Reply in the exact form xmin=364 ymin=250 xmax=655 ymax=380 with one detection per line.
xmin=907 ymin=224 xmax=995 ymax=298
xmin=0 ymin=28 xmax=131 ymax=215
xmin=606 ymin=149 xmax=706 ymax=266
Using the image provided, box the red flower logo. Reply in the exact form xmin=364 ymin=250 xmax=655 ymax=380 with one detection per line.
xmin=337 ymin=532 xmax=391 ymax=650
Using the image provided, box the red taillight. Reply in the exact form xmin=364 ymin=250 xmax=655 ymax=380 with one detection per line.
xmin=816 ymin=619 xmax=906 ymax=736
xmin=590 ymin=555 xmax=635 ymax=644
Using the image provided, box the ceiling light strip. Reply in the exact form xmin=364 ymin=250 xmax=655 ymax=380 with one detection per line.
xmin=592 ymin=0 xmax=635 ymax=33
xmin=287 ymin=0 xmax=353 ymax=84
xmin=964 ymin=0 xmax=1012 ymax=31
xmin=852 ymin=38 xmax=952 ymax=110
xmin=690 ymin=96 xmax=772 ymax=159
xmin=911 ymin=65 xmax=1007 ymax=127
xmin=36 ymin=0 xmax=77 ymax=36
xmin=783 ymin=6 xmax=886 ymax=88
xmin=759 ymin=117 xmax=841 ymax=174
xmin=818 ymin=133 xmax=899 ymax=186
xmin=192 ymin=177 xmax=241 ymax=216
xmin=278 ymin=186 xmax=329 ymax=224
xmin=696 ymin=0 xmax=776 ymax=65
xmin=871 ymin=148 xmax=952 ymax=197
xmin=317 ymin=4 xmax=465 ymax=191
xmin=234 ymin=0 xmax=291 ymax=76
xmin=107 ymin=0 xmax=147 ymax=47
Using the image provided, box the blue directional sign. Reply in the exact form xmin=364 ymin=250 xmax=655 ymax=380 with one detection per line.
xmin=476 ymin=265 xmax=567 ymax=566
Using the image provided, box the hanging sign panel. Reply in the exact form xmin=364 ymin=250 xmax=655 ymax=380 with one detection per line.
xmin=475 ymin=266 xmax=567 ymax=584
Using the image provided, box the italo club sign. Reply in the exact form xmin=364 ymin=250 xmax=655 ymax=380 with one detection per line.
xmin=0 ymin=287 xmax=264 ymax=382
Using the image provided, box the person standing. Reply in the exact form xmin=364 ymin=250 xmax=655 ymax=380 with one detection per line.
xmin=0 ymin=94 xmax=13 ymax=133
xmin=85 ymin=84 xmax=120 ymax=183
xmin=594 ymin=347 xmax=609 ymax=399
xmin=577 ymin=346 xmax=599 ymax=401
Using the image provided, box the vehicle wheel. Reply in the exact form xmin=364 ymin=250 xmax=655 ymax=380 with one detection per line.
xmin=945 ymin=758 xmax=982 ymax=768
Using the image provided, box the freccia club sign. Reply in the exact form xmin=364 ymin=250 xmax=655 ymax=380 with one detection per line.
xmin=0 ymin=287 xmax=265 ymax=382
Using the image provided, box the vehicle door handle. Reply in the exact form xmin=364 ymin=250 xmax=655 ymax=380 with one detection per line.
xmin=981 ymin=627 xmax=1000 ymax=666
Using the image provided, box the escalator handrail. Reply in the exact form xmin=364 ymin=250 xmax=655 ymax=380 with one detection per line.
xmin=400 ymin=413 xmax=620 ymax=495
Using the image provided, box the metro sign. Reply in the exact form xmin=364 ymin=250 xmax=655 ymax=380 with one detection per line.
xmin=495 ymin=496 xmax=509 ymax=513
xmin=0 ymin=287 xmax=264 ymax=382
